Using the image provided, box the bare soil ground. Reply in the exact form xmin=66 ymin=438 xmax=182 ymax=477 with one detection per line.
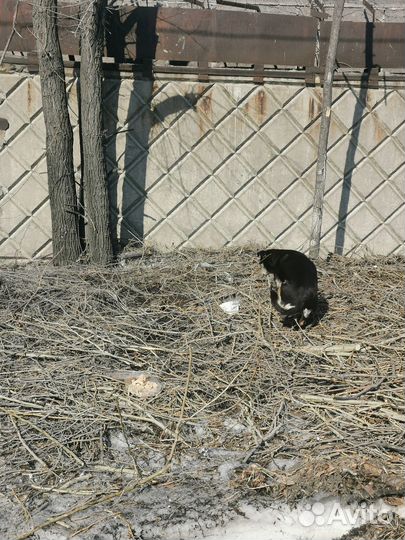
xmin=0 ymin=249 xmax=404 ymax=539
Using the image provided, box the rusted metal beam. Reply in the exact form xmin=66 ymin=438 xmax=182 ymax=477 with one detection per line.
xmin=0 ymin=0 xmax=79 ymax=55
xmin=3 ymin=53 xmax=403 ymax=87
xmin=0 ymin=4 xmax=404 ymax=69
xmin=0 ymin=4 xmax=317 ymax=65
xmin=155 ymin=9 xmax=317 ymax=65
xmin=2 ymin=54 xmax=403 ymax=88
xmin=319 ymin=21 xmax=405 ymax=68
xmin=216 ymin=0 xmax=260 ymax=12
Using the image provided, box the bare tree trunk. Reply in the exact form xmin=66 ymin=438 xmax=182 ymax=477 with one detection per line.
xmin=32 ymin=0 xmax=82 ymax=265
xmin=80 ymin=0 xmax=114 ymax=264
xmin=309 ymin=0 xmax=345 ymax=259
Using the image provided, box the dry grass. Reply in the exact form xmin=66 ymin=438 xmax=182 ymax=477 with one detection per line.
xmin=0 ymin=249 xmax=404 ymax=512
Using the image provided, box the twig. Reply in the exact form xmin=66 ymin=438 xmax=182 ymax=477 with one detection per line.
xmin=243 ymin=401 xmax=285 ymax=463
xmin=4 ymin=409 xmax=85 ymax=467
xmin=9 ymin=415 xmax=50 ymax=471
xmin=335 ymin=377 xmax=387 ymax=400
xmin=299 ymin=343 xmax=363 ymax=355
xmin=17 ymin=466 xmax=169 ymax=540
xmin=115 ymin=397 xmax=140 ymax=477
xmin=0 ymin=0 xmax=20 ymax=66
xmin=167 ymin=346 xmax=193 ymax=463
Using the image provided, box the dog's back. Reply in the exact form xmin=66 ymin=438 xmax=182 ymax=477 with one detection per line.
xmin=258 ymin=249 xmax=318 ymax=325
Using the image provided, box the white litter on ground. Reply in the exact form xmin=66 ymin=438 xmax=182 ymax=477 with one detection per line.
xmin=219 ymin=298 xmax=240 ymax=314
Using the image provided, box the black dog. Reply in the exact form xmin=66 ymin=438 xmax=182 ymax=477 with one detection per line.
xmin=258 ymin=249 xmax=318 ymax=328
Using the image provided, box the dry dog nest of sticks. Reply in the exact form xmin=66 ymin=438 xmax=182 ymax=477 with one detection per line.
xmin=0 ymin=249 xmax=404 ymax=508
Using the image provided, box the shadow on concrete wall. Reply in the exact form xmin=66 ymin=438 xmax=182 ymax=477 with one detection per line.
xmin=334 ymin=15 xmax=375 ymax=255
xmin=105 ymin=8 xmax=157 ymax=251
xmin=105 ymin=8 xmax=201 ymax=251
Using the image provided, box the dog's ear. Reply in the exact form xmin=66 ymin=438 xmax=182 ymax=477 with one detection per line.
xmin=257 ymin=249 xmax=271 ymax=263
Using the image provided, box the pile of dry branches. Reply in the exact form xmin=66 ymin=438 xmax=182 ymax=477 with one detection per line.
xmin=0 ymin=249 xmax=404 ymax=516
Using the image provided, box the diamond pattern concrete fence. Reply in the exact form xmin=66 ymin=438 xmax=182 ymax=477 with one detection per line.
xmin=0 ymin=72 xmax=404 ymax=259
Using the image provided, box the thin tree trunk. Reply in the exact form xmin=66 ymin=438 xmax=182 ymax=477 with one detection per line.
xmin=309 ymin=0 xmax=345 ymax=259
xmin=32 ymin=0 xmax=81 ymax=265
xmin=80 ymin=0 xmax=114 ymax=264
